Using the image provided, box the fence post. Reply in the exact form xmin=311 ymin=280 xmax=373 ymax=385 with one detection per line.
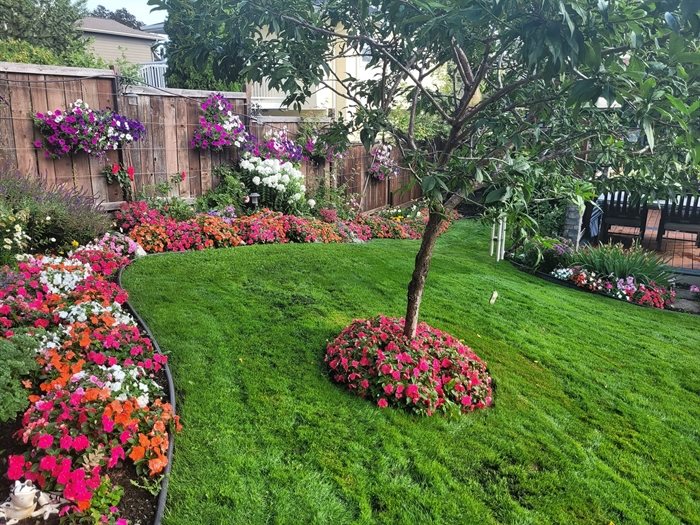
xmin=563 ymin=204 xmax=583 ymax=250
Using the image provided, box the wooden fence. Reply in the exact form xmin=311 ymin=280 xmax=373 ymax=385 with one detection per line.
xmin=0 ymin=62 xmax=249 ymax=209
xmin=338 ymin=144 xmax=421 ymax=211
xmin=0 ymin=62 xmax=419 ymax=212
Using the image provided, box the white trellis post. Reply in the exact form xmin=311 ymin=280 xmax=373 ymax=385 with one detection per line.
xmin=491 ymin=217 xmax=507 ymax=262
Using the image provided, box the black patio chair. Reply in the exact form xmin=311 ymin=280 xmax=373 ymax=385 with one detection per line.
xmin=657 ymin=194 xmax=700 ymax=249
xmin=599 ymin=192 xmax=648 ymax=243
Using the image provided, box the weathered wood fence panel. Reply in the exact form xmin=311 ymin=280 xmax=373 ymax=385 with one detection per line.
xmin=0 ymin=63 xmax=249 ymax=209
xmin=1 ymin=62 xmax=420 ymax=212
xmin=337 ymin=144 xmax=421 ymax=212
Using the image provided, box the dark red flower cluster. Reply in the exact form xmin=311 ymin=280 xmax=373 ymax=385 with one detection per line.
xmin=325 ymin=316 xmax=493 ymax=416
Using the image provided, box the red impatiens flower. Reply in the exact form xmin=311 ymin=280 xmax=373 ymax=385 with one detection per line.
xmin=127 ymin=165 xmax=135 ymax=181
xmin=111 ymin=163 xmax=120 ymax=175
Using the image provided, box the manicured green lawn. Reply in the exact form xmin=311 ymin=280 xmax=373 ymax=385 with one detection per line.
xmin=122 ymin=220 xmax=700 ymax=525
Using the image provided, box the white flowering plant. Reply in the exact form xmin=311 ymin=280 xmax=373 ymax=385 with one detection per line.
xmin=0 ymin=203 xmax=30 ymax=264
xmin=239 ymin=154 xmax=311 ymax=214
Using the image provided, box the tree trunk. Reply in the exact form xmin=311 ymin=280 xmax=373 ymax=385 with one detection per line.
xmin=404 ymin=211 xmax=444 ymax=338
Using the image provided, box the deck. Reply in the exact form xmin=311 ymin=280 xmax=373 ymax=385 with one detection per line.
xmin=607 ymin=209 xmax=700 ymax=274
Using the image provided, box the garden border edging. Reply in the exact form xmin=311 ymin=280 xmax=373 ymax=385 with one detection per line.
xmin=117 ymin=262 xmax=177 ymax=525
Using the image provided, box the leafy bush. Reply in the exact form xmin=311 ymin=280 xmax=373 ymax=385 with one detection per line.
xmin=310 ymin=184 xmax=360 ymax=220
xmin=567 ymin=243 xmax=671 ymax=287
xmin=528 ymin=199 xmax=567 ymax=237
xmin=325 ymin=316 xmax=493 ymax=416
xmin=197 ymin=165 xmax=249 ymax=213
xmin=0 ymin=39 xmax=60 ymax=65
xmin=0 ymin=167 xmax=111 ymax=255
xmin=0 ymin=329 xmax=40 ymax=422
xmin=149 ymin=197 xmax=196 ymax=222
xmin=511 ymin=235 xmax=573 ymax=272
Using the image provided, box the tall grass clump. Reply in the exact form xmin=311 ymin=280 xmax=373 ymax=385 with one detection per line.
xmin=567 ymin=242 xmax=671 ymax=286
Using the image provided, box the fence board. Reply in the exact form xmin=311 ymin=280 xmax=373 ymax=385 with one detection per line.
xmin=64 ymin=78 xmax=92 ymax=195
xmin=174 ymin=96 xmax=189 ymax=197
xmin=186 ymin=96 xmax=202 ymax=197
xmin=162 ymin=96 xmax=178 ymax=187
xmin=43 ymin=76 xmax=74 ymax=188
xmin=9 ymin=74 xmax=38 ymax=178
xmin=97 ymin=78 xmax=122 ymax=203
xmin=0 ymin=72 xmax=17 ymax=168
xmin=28 ymin=75 xmax=56 ymax=185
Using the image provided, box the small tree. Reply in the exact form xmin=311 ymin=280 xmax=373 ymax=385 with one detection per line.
xmin=91 ymin=5 xmax=144 ymax=30
xmin=0 ymin=0 xmax=87 ymax=56
xmin=148 ymin=0 xmax=244 ymax=91
xmin=157 ymin=0 xmax=700 ymax=337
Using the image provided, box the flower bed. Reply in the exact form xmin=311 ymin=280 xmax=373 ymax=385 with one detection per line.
xmin=325 ymin=316 xmax=493 ymax=416
xmin=115 ymin=202 xmax=458 ymax=254
xmin=0 ymin=232 xmax=179 ymax=523
xmin=550 ymin=267 xmax=675 ymax=309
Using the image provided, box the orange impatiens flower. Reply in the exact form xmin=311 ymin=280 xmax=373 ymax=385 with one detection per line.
xmin=129 ymin=445 xmax=145 ymax=462
xmin=79 ymin=330 xmax=91 ymax=349
xmin=148 ymin=454 xmax=168 ymax=476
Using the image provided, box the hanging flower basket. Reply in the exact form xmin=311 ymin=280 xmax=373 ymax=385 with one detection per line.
xmin=33 ymin=99 xmax=145 ymax=159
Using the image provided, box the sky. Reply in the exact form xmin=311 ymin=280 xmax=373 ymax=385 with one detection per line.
xmin=84 ymin=0 xmax=166 ymax=25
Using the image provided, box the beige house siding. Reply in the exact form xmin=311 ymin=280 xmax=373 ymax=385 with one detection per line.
xmin=85 ymin=34 xmax=154 ymax=64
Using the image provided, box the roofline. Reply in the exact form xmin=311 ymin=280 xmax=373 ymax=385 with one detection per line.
xmin=81 ymin=27 xmax=162 ymax=41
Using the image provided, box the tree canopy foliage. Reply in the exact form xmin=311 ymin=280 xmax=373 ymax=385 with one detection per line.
xmin=0 ymin=0 xmax=87 ymax=56
xmin=147 ymin=0 xmax=242 ymax=91
xmin=149 ymin=0 xmax=700 ymax=335
xmin=90 ymin=5 xmax=144 ymax=30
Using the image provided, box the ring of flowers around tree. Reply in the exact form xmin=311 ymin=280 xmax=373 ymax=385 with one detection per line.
xmin=325 ymin=316 xmax=493 ymax=416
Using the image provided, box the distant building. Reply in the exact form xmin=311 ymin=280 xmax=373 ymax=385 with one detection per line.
xmin=79 ymin=17 xmax=162 ymax=64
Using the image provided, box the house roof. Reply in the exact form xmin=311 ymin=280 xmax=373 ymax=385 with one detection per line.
xmin=79 ymin=17 xmax=162 ymax=41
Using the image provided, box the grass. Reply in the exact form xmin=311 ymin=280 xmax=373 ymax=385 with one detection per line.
xmin=122 ymin=220 xmax=700 ymax=525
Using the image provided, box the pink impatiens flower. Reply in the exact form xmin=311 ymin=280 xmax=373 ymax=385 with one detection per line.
xmin=37 ymin=434 xmax=54 ymax=449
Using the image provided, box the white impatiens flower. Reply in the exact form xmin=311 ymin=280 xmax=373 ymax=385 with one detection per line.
xmin=308 ymin=199 xmax=316 ymax=208
xmin=252 ymin=176 xmax=261 ymax=185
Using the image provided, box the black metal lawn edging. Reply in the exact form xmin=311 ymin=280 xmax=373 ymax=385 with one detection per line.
xmin=117 ymin=262 xmax=177 ymax=525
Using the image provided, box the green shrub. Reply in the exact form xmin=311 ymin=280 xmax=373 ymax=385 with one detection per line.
xmin=511 ymin=235 xmax=573 ymax=272
xmin=0 ymin=331 xmax=40 ymax=423
xmin=310 ymin=184 xmax=359 ymax=219
xmin=0 ymin=39 xmax=60 ymax=65
xmin=567 ymin=243 xmax=671 ymax=287
xmin=151 ymin=197 xmax=196 ymax=221
xmin=530 ymin=199 xmax=567 ymax=237
xmin=197 ymin=165 xmax=249 ymax=213
xmin=0 ymin=166 xmax=111 ymax=254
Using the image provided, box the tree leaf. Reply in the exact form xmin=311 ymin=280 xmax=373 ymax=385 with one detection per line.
xmin=484 ymin=188 xmax=507 ymax=204
xmin=421 ymin=176 xmax=437 ymax=193
xmin=567 ymin=79 xmax=601 ymax=106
